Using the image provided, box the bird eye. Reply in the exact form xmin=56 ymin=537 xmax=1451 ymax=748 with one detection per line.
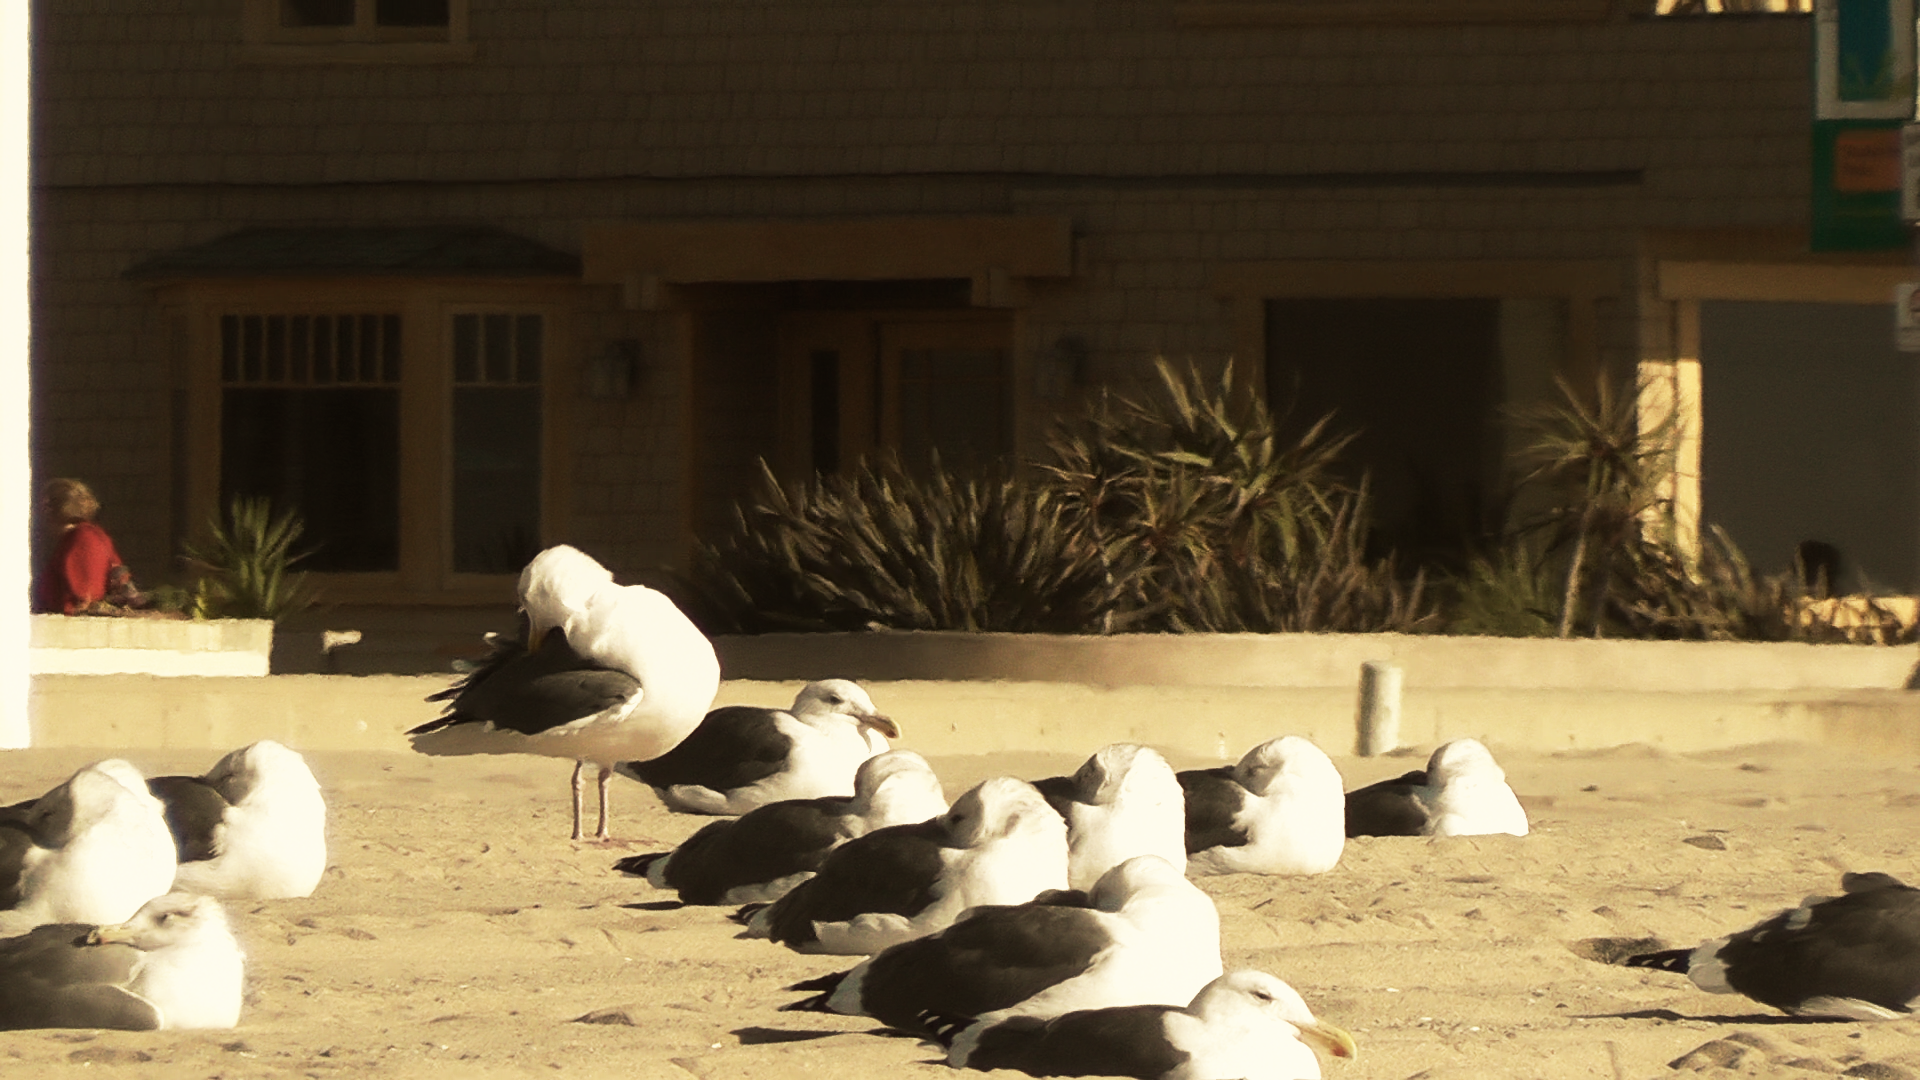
xmin=1252 ymin=990 xmax=1273 ymax=1001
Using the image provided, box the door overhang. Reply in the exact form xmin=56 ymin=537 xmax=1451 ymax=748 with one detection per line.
xmin=581 ymin=215 xmax=1074 ymax=309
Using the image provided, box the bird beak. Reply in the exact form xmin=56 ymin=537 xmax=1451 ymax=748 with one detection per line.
xmin=861 ymin=714 xmax=901 ymax=739
xmin=87 ymin=923 xmax=139 ymax=947
xmin=1299 ymin=1019 xmax=1357 ymax=1060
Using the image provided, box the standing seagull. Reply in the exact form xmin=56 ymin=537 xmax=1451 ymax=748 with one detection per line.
xmin=736 ymin=776 xmax=1068 ymax=955
xmin=1034 ymin=744 xmax=1187 ymax=890
xmin=1343 ymin=738 xmax=1528 ymax=838
xmin=925 ymin=969 xmax=1357 ymax=1080
xmin=0 ymin=892 xmax=245 ymax=1031
xmin=408 ymin=544 xmax=721 ymax=841
xmin=781 ymin=855 xmax=1223 ymax=1036
xmin=614 ymin=749 xmax=949 ymax=905
xmin=2 ymin=760 xmax=177 ymax=933
xmin=1180 ymin=736 xmax=1345 ymax=876
xmin=1624 ymin=871 xmax=1920 ymax=1019
xmin=146 ymin=740 xmax=328 ymax=900
xmin=616 ymin=679 xmax=899 ymax=815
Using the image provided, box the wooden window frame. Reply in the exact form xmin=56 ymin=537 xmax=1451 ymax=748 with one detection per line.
xmin=157 ymin=278 xmax=573 ymax=606
xmin=240 ymin=0 xmax=475 ymax=65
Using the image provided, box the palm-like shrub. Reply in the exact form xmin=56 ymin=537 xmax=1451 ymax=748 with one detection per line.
xmin=695 ymin=359 xmax=1435 ymax=635
xmin=1042 ymin=360 xmax=1430 ymax=633
xmin=180 ymin=496 xmax=319 ymax=623
xmin=693 ymin=458 xmax=1137 ymax=633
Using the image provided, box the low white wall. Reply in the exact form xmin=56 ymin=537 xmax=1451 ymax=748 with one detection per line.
xmin=715 ymin=631 xmax=1920 ymax=691
xmin=28 ymin=615 xmax=272 ymax=677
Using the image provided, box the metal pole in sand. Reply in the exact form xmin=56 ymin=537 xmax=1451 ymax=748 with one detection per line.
xmin=1356 ymin=660 xmax=1402 ymax=757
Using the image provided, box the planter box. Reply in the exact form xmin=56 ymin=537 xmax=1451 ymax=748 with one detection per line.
xmin=29 ymin=614 xmax=272 ymax=677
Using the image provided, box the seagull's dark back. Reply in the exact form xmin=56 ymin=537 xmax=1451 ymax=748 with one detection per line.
xmin=1344 ymin=768 xmax=1431 ymax=837
xmin=619 ymin=706 xmax=795 ymax=790
xmin=758 ymin=817 xmax=948 ymax=946
xmin=1176 ymin=767 xmax=1248 ymax=853
xmin=957 ymin=1004 xmax=1190 ymax=1078
xmin=1717 ymin=874 xmax=1920 ymax=1015
xmin=145 ymin=775 xmax=231 ymax=863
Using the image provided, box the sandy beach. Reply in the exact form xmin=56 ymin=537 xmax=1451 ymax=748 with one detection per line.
xmin=3 ymin=736 xmax=1919 ymax=1080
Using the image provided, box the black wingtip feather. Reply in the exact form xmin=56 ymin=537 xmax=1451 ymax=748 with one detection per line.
xmin=784 ymin=971 xmax=848 ymax=994
xmin=1623 ymin=948 xmax=1692 ymax=973
xmin=777 ymin=994 xmax=834 ymax=1013
xmin=729 ymin=902 xmax=770 ymax=926
xmin=917 ymin=1010 xmax=976 ymax=1048
xmin=612 ymin=853 xmax=667 ymax=877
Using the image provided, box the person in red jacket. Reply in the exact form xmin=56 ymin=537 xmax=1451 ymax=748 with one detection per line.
xmin=32 ymin=478 xmax=147 ymax=615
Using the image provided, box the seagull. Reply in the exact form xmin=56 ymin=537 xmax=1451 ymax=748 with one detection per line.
xmin=1624 ymin=871 xmax=1920 ymax=1019
xmin=408 ymin=544 xmax=722 ymax=840
xmin=1343 ymin=738 xmax=1528 ymax=838
xmin=613 ymin=749 xmax=949 ymax=905
xmin=1180 ymin=736 xmax=1345 ymax=876
xmin=923 ymin=969 xmax=1357 ymax=1080
xmin=616 ymin=679 xmax=899 ymax=816
xmin=735 ymin=776 xmax=1068 ymax=955
xmin=146 ymin=740 xmax=328 ymax=900
xmin=2 ymin=760 xmax=177 ymax=932
xmin=0 ymin=892 xmax=245 ymax=1031
xmin=1033 ymin=744 xmax=1187 ymax=890
xmin=780 ymin=855 xmax=1222 ymax=1036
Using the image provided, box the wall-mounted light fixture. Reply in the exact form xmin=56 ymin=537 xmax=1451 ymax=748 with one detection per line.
xmin=1036 ymin=334 xmax=1089 ymax=402
xmin=583 ymin=339 xmax=641 ymax=400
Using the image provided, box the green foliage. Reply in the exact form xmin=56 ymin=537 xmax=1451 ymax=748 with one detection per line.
xmin=1505 ymin=373 xmax=1677 ymax=638
xmin=1445 ymin=539 xmax=1559 ymax=639
xmin=1041 ymin=360 xmax=1429 ymax=633
xmin=694 ymin=358 xmax=1435 ymax=635
xmin=693 ymin=458 xmax=1135 ymax=633
xmin=1614 ymin=527 xmax=1916 ymax=645
xmin=180 ymin=496 xmax=319 ymax=623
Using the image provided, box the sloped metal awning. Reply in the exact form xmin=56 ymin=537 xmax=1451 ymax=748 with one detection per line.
xmin=125 ymin=226 xmax=582 ymax=280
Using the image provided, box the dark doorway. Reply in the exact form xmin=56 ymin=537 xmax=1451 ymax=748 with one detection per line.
xmin=1266 ymin=297 xmax=1503 ymax=570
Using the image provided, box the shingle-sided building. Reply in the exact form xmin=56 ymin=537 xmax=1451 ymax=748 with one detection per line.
xmin=29 ymin=1 xmax=1920 ymax=631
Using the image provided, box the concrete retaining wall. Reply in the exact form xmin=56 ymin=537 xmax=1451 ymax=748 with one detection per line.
xmin=28 ymin=615 xmax=272 ymax=677
xmin=716 ymin=631 xmax=1920 ymax=691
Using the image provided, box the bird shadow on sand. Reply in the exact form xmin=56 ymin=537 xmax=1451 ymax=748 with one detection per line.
xmin=1579 ymin=1008 xmax=1851 ymax=1025
xmin=731 ymin=1026 xmax=920 ymax=1045
xmin=618 ymin=900 xmax=684 ymax=911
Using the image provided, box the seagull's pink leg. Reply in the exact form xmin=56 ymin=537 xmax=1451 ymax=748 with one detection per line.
xmin=570 ymin=760 xmax=588 ymax=841
xmin=596 ymin=764 xmax=615 ymax=840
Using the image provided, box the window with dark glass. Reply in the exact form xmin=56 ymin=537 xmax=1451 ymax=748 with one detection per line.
xmin=218 ymin=313 xmax=402 ymax=573
xmin=450 ymin=313 xmax=543 ymax=575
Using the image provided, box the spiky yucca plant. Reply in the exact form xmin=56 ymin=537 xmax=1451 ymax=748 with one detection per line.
xmin=1507 ymin=373 xmax=1678 ymax=638
xmin=1042 ymin=359 xmax=1431 ymax=633
xmin=694 ymin=458 xmax=1137 ymax=633
xmin=180 ymin=496 xmax=319 ymax=623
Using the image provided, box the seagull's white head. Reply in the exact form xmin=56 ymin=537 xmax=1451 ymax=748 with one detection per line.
xmin=1070 ymin=743 xmax=1175 ymax=806
xmin=1427 ymin=738 xmax=1504 ymax=786
xmin=89 ymin=892 xmax=235 ymax=953
xmin=1190 ymin=970 xmax=1356 ymax=1064
xmin=517 ymin=545 xmax=614 ymax=641
xmin=34 ymin=760 xmax=156 ymax=842
xmin=942 ymin=777 xmax=1061 ymax=849
xmin=204 ymin=740 xmax=320 ymax=807
xmin=1233 ymin=735 xmax=1342 ymax=798
xmin=851 ymin=750 xmax=949 ymax=826
xmin=792 ymin=679 xmax=899 ymax=739
xmin=1086 ymin=853 xmax=1187 ymax=909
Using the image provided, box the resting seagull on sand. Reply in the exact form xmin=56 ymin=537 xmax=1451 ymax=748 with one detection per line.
xmin=734 ymin=776 xmax=1068 ymax=955
xmin=1624 ymin=871 xmax=1920 ymax=1019
xmin=0 ymin=892 xmax=244 ymax=1031
xmin=1343 ymin=738 xmax=1528 ymax=838
xmin=1179 ymin=736 xmax=1345 ymax=876
xmin=781 ymin=855 xmax=1222 ymax=1036
xmin=408 ymin=544 xmax=721 ymax=840
xmin=923 ymin=969 xmax=1356 ymax=1080
xmin=614 ymin=750 xmax=949 ymax=905
xmin=617 ymin=679 xmax=899 ymax=816
xmin=146 ymin=740 xmax=327 ymax=900
xmin=2 ymin=760 xmax=177 ymax=932
xmin=1032 ymin=744 xmax=1188 ymax=890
